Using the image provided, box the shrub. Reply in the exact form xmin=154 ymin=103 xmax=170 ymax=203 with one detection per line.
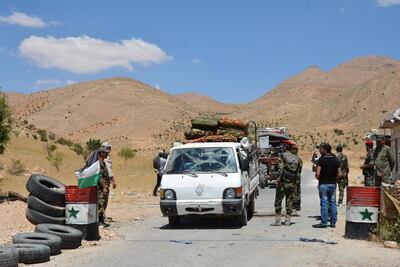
xmin=27 ymin=124 xmax=35 ymax=130
xmin=37 ymin=129 xmax=48 ymax=142
xmin=32 ymin=134 xmax=38 ymax=140
xmin=8 ymin=159 xmax=26 ymax=175
xmin=23 ymin=119 xmax=29 ymax=125
xmin=46 ymin=143 xmax=57 ymax=155
xmin=118 ymin=148 xmax=137 ymax=161
xmin=71 ymin=143 xmax=84 ymax=156
xmin=0 ymin=93 xmax=12 ymax=154
xmin=333 ymin=128 xmax=344 ymax=136
xmin=47 ymin=151 xmax=64 ymax=171
xmin=48 ymin=132 xmax=56 ymax=141
xmin=56 ymin=137 xmax=73 ymax=147
xmin=379 ymin=215 xmax=400 ymax=242
xmin=85 ymin=138 xmax=101 ymax=153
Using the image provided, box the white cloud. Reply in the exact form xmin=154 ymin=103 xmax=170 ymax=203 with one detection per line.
xmin=20 ymin=35 xmax=172 ymax=74
xmin=35 ymin=79 xmax=77 ymax=88
xmin=376 ymin=0 xmax=400 ymax=6
xmin=0 ymin=12 xmax=48 ymax=28
xmin=192 ymin=58 xmax=202 ymax=64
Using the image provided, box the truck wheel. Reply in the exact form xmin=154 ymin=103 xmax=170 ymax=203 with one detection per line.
xmin=247 ymin=195 xmax=255 ymax=220
xmin=168 ymin=216 xmax=181 ymax=226
xmin=236 ymin=206 xmax=248 ymax=226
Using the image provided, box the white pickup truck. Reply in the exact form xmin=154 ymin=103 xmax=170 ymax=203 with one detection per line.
xmin=159 ymin=142 xmax=259 ymax=226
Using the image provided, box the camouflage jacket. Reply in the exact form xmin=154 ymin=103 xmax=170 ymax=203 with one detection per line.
xmin=99 ymin=159 xmax=110 ymax=185
xmin=373 ymin=145 xmax=395 ymax=178
xmin=363 ymin=149 xmax=374 ymax=177
xmin=278 ymin=151 xmax=302 ymax=184
xmin=336 ymin=152 xmax=349 ymax=174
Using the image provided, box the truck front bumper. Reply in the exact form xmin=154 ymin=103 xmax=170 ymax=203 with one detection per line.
xmin=160 ymin=199 xmax=244 ymax=217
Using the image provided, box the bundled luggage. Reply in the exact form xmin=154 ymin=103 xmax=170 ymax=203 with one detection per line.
xmin=184 ymin=116 xmax=249 ymax=142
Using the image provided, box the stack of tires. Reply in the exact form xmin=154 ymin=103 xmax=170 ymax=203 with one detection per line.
xmin=0 ymin=224 xmax=84 ymax=265
xmin=26 ymin=174 xmax=66 ymax=225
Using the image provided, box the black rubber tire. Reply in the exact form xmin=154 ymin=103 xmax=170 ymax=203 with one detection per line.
xmin=168 ymin=216 xmax=181 ymax=226
xmin=28 ymin=195 xmax=66 ymax=217
xmin=12 ymin=243 xmax=50 ymax=264
xmin=235 ymin=206 xmax=248 ymax=226
xmin=26 ymin=208 xmax=66 ymax=225
xmin=247 ymin=194 xmax=255 ymax=220
xmin=26 ymin=174 xmax=65 ymax=206
xmin=12 ymin=232 xmax=62 ymax=255
xmin=35 ymin=224 xmax=83 ymax=249
xmin=0 ymin=247 xmax=18 ymax=267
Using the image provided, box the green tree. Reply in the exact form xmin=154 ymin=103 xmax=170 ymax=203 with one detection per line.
xmin=86 ymin=138 xmax=101 ymax=152
xmin=71 ymin=143 xmax=84 ymax=158
xmin=118 ymin=148 xmax=137 ymax=161
xmin=0 ymin=93 xmax=12 ymax=154
xmin=46 ymin=143 xmax=57 ymax=156
xmin=47 ymin=151 xmax=64 ymax=171
xmin=37 ymin=129 xmax=48 ymax=142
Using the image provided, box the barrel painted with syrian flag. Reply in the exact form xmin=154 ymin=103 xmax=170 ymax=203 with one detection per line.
xmin=65 ymin=186 xmax=99 ymax=240
xmin=345 ymin=186 xmax=381 ymax=239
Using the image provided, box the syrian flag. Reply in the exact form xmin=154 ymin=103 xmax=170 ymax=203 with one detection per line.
xmin=346 ymin=206 xmax=378 ymax=223
xmin=75 ymin=160 xmax=100 ymax=189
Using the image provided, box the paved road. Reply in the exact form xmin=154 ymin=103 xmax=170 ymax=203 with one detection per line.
xmin=40 ymin=169 xmax=399 ymax=267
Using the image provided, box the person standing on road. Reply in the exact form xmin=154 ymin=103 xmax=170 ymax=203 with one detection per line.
xmin=271 ymin=142 xmax=301 ymax=226
xmin=292 ymin=145 xmax=303 ymax=212
xmin=152 ymin=150 xmax=168 ymax=196
xmin=360 ymin=140 xmax=375 ymax=186
xmin=335 ymin=144 xmax=349 ymax=206
xmin=373 ymin=136 xmax=395 ymax=186
xmin=313 ymin=143 xmax=340 ymax=228
xmin=101 ymin=142 xmax=117 ymax=222
xmin=311 ymin=145 xmax=322 ymax=173
xmin=97 ymin=147 xmax=111 ymax=227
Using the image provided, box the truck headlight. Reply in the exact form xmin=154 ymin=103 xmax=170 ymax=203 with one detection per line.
xmin=164 ymin=189 xmax=176 ymax=200
xmin=225 ymin=188 xmax=236 ymax=199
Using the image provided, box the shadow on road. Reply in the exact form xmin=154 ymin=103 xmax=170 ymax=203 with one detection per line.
xmin=159 ymin=216 xmax=245 ymax=230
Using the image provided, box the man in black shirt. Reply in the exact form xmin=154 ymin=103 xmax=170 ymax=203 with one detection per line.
xmin=313 ymin=143 xmax=340 ymax=228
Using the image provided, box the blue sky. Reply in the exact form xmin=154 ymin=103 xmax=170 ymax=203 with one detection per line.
xmin=0 ymin=0 xmax=399 ymax=103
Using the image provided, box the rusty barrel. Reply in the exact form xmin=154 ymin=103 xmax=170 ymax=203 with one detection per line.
xmin=65 ymin=186 xmax=99 ymax=241
xmin=345 ymin=186 xmax=380 ymax=239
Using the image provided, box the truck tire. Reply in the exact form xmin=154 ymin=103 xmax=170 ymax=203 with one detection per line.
xmin=35 ymin=224 xmax=83 ymax=249
xmin=235 ymin=206 xmax=248 ymax=226
xmin=0 ymin=247 xmax=18 ymax=267
xmin=26 ymin=174 xmax=65 ymax=206
xmin=12 ymin=244 xmax=50 ymax=264
xmin=12 ymin=233 xmax=62 ymax=255
xmin=26 ymin=208 xmax=66 ymax=226
xmin=28 ymin=195 xmax=66 ymax=217
xmin=168 ymin=216 xmax=181 ymax=226
xmin=247 ymin=194 xmax=255 ymax=220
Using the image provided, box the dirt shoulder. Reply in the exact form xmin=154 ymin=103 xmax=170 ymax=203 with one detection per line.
xmin=0 ymin=192 xmax=159 ymax=246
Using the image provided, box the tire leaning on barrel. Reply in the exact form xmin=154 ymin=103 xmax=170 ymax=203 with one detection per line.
xmin=12 ymin=232 xmax=62 ymax=255
xmin=26 ymin=208 xmax=66 ymax=225
xmin=11 ymin=244 xmax=50 ymax=264
xmin=0 ymin=246 xmax=19 ymax=267
xmin=28 ymin=195 xmax=66 ymax=217
xmin=26 ymin=174 xmax=65 ymax=206
xmin=35 ymin=224 xmax=83 ymax=249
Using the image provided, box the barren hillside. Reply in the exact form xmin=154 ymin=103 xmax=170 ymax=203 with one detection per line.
xmin=8 ymin=77 xmax=199 ymax=149
xmin=176 ymin=92 xmax=242 ymax=113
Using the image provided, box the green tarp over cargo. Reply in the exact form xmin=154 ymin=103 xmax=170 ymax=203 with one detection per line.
xmin=191 ymin=117 xmax=220 ymax=130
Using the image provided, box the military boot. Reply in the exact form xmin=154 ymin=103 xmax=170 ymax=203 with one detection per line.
xmin=285 ymin=215 xmax=291 ymax=226
xmin=270 ymin=215 xmax=282 ymax=226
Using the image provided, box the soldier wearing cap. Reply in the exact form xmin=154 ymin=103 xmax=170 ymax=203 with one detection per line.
xmin=291 ymin=144 xmax=303 ymax=212
xmin=373 ymin=136 xmax=395 ymax=186
xmin=360 ymin=140 xmax=375 ymax=186
xmin=335 ymin=144 xmax=349 ymax=205
xmin=271 ymin=141 xmax=302 ymax=226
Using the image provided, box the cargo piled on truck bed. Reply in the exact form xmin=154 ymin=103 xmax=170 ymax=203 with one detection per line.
xmin=184 ymin=116 xmax=249 ymax=143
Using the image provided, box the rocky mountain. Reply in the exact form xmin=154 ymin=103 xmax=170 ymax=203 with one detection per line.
xmin=176 ymin=92 xmax=241 ymax=113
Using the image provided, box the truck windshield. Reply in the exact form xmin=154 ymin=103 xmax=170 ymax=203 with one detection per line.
xmin=164 ymin=147 xmax=238 ymax=175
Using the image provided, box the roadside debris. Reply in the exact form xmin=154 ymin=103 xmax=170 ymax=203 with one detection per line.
xmin=299 ymin=237 xmax=338 ymax=245
xmin=169 ymin=240 xmax=193 ymax=245
xmin=383 ymin=240 xmax=398 ymax=249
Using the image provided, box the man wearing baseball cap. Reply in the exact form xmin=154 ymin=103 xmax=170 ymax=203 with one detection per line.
xmin=360 ymin=140 xmax=375 ymax=186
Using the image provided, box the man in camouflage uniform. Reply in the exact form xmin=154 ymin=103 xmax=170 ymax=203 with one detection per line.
xmin=97 ymin=147 xmax=110 ymax=227
xmin=360 ymin=140 xmax=375 ymax=186
xmin=292 ymin=145 xmax=303 ymax=212
xmin=271 ymin=142 xmax=301 ymax=226
xmin=373 ymin=136 xmax=395 ymax=186
xmin=336 ymin=144 xmax=349 ymax=205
